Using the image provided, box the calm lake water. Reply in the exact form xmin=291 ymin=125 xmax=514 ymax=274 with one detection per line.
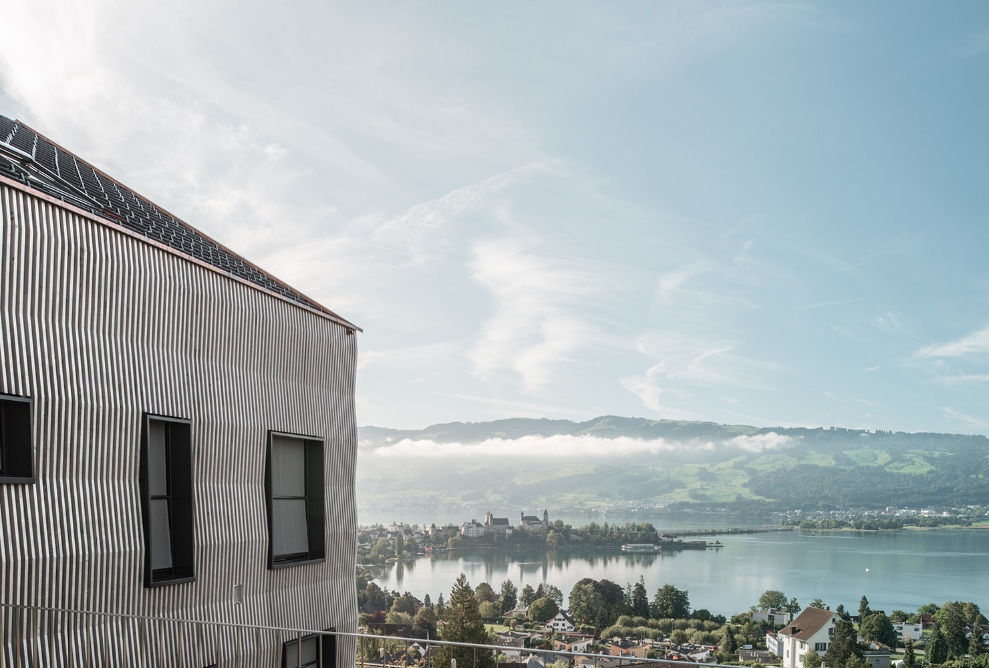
xmin=370 ymin=527 xmax=989 ymax=617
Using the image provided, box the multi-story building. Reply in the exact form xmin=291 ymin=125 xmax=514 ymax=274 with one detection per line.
xmin=0 ymin=115 xmax=359 ymax=666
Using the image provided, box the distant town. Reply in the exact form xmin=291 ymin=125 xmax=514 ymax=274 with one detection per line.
xmin=357 ymin=506 xmax=988 ymax=565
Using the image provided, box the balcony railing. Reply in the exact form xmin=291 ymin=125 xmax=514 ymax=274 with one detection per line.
xmin=1 ymin=603 xmax=724 ymax=668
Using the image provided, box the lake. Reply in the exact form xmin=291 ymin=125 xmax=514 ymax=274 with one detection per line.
xmin=370 ymin=527 xmax=989 ymax=617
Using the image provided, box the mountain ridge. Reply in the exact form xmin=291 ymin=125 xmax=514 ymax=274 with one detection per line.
xmin=356 ymin=416 xmax=989 ymax=513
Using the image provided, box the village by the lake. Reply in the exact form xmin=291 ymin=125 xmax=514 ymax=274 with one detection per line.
xmin=356 ymin=507 xmax=989 ymax=668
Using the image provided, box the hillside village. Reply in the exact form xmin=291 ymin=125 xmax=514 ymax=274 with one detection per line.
xmin=358 ymin=578 xmax=989 ymax=668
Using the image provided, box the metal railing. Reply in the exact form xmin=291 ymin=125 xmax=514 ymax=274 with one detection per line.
xmin=1 ymin=603 xmax=344 ymax=667
xmin=1 ymin=603 xmax=725 ymax=668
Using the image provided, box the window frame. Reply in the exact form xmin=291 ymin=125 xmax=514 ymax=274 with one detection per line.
xmin=281 ymin=629 xmax=335 ymax=668
xmin=0 ymin=393 xmax=34 ymax=484
xmin=265 ymin=431 xmax=325 ymax=569
xmin=139 ymin=413 xmax=195 ymax=588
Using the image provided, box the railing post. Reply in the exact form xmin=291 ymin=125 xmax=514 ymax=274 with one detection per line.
xmin=30 ymin=607 xmax=38 ymax=667
xmin=13 ymin=605 xmax=22 ymax=668
xmin=85 ymin=611 xmax=93 ymax=668
xmin=177 ymin=620 xmax=186 ymax=668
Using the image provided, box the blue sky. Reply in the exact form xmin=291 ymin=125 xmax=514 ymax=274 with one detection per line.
xmin=2 ymin=2 xmax=989 ymax=433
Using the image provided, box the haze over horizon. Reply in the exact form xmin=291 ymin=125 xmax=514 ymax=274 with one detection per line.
xmin=4 ymin=3 xmax=989 ymax=435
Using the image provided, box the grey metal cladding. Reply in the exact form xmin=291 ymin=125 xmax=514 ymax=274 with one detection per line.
xmin=0 ymin=173 xmax=358 ymax=664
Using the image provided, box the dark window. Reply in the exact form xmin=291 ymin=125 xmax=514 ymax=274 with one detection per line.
xmin=139 ymin=414 xmax=195 ymax=587
xmin=282 ymin=630 xmax=335 ymax=668
xmin=0 ymin=393 xmax=34 ymax=483
xmin=815 ymin=643 xmax=828 ymax=652
xmin=266 ymin=433 xmax=325 ymax=568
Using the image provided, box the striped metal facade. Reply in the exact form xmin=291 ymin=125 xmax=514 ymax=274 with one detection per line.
xmin=0 ymin=177 xmax=359 ymax=666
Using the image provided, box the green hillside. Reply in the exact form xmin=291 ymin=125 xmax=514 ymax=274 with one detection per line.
xmin=356 ymin=416 xmax=989 ymax=513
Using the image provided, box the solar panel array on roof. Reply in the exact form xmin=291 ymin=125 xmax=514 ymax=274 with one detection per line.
xmin=0 ymin=115 xmax=354 ymax=328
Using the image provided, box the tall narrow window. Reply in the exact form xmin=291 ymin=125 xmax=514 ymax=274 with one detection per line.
xmin=266 ymin=433 xmax=325 ymax=568
xmin=0 ymin=393 xmax=34 ymax=483
xmin=140 ymin=414 xmax=194 ymax=587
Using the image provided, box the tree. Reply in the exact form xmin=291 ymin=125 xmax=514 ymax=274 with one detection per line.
xmin=386 ymin=610 xmax=413 ymax=625
xmin=859 ymin=596 xmax=871 ymax=619
xmin=758 ymin=590 xmax=788 ymax=611
xmin=963 ymin=602 xmax=985 ymax=625
xmin=499 ymin=580 xmax=518 ymax=613
xmin=395 ymin=532 xmax=404 ymax=558
xmin=528 ymin=597 xmax=559 ymax=623
xmin=825 ymin=619 xmax=863 ymax=668
xmin=802 ymin=649 xmax=823 ymax=668
xmin=568 ymin=584 xmax=604 ymax=627
xmin=475 ymin=582 xmax=498 ymax=604
xmin=479 ymin=601 xmax=500 ymax=621
xmin=786 ymin=597 xmax=802 ymax=615
xmin=971 ymin=626 xmax=987 ymax=657
xmin=859 ymin=612 xmax=897 ymax=648
xmin=652 ymin=584 xmax=690 ymax=620
xmin=363 ymin=582 xmax=388 ymax=612
xmin=670 ymin=629 xmax=689 ymax=645
xmin=902 ymin=640 xmax=917 ymax=668
xmin=391 ymin=592 xmax=417 ymax=616
xmin=937 ymin=603 xmax=970 ymax=660
xmin=439 ymin=575 xmax=494 ymax=668
xmin=928 ymin=623 xmax=949 ymax=665
xmin=810 ymin=599 xmax=826 ymax=609
xmin=631 ymin=577 xmax=650 ymax=618
xmin=413 ymin=607 xmax=437 ymax=638
xmin=718 ymin=625 xmax=738 ymax=663
xmin=520 ymin=585 xmax=537 ymax=608
xmin=437 ymin=593 xmax=445 ymax=617
xmin=544 ymin=585 xmax=564 ymax=607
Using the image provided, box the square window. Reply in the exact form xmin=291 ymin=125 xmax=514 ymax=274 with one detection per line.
xmin=0 ymin=393 xmax=34 ymax=483
xmin=140 ymin=414 xmax=195 ymax=587
xmin=267 ymin=433 xmax=325 ymax=568
xmin=282 ymin=631 xmax=335 ymax=668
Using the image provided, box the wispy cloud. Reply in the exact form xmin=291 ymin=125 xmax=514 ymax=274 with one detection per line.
xmin=468 ymin=237 xmax=600 ymax=390
xmin=913 ymin=326 xmax=989 ymax=359
xmin=943 ymin=407 xmax=989 ymax=430
xmin=908 ymin=326 xmax=989 ymax=385
xmin=632 ymin=331 xmax=777 ymax=389
xmin=372 ymin=432 xmax=792 ymax=459
xmin=373 ymin=165 xmax=543 ymax=265
xmin=621 ymin=364 xmax=698 ymax=421
xmin=622 ymin=331 xmax=778 ymax=419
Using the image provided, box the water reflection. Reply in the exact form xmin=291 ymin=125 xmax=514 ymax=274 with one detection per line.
xmin=375 ymin=529 xmax=989 ymax=616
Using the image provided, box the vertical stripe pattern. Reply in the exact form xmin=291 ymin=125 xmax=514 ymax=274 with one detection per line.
xmin=0 ymin=181 xmax=359 ymax=666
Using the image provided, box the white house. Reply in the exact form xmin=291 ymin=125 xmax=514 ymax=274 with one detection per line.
xmin=461 ymin=519 xmax=486 ymax=538
xmin=778 ymin=608 xmax=838 ymax=668
xmin=766 ymin=631 xmax=783 ymax=657
xmin=892 ymin=622 xmax=923 ymax=643
xmin=545 ymin=610 xmax=577 ymax=633
xmin=752 ymin=609 xmax=794 ymax=627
